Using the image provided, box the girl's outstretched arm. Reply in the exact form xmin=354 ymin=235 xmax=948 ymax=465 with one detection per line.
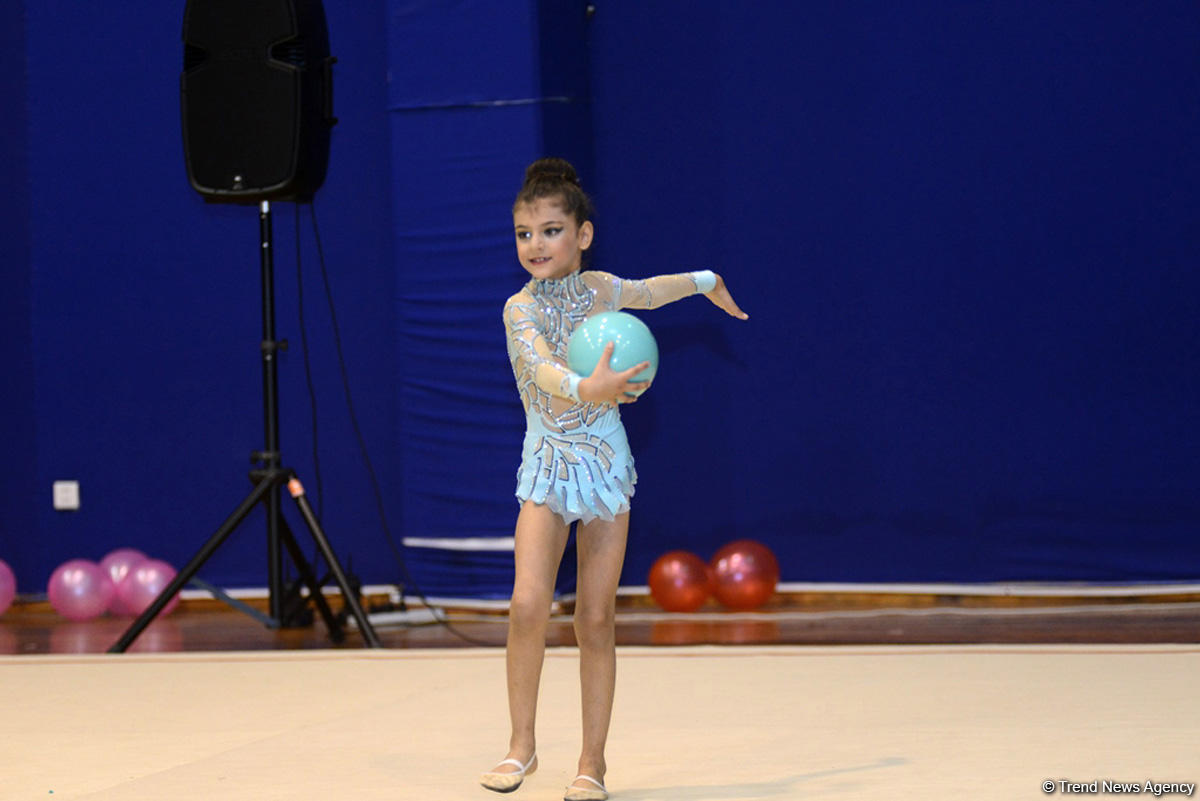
xmin=586 ymin=270 xmax=748 ymax=320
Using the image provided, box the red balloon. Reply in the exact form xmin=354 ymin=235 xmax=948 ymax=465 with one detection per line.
xmin=709 ymin=540 xmax=780 ymax=611
xmin=648 ymin=550 xmax=711 ymax=612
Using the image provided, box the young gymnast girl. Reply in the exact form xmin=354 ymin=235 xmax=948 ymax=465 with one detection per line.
xmin=481 ymin=157 xmax=748 ymax=801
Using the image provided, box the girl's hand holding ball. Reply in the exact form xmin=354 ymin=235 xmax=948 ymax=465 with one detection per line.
xmin=568 ymin=311 xmax=659 ymax=405
xmin=578 ymin=342 xmax=651 ymax=405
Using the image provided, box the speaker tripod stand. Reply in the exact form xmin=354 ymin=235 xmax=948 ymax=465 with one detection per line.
xmin=109 ymin=201 xmax=381 ymax=652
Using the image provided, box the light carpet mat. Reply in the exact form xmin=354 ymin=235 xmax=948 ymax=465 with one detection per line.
xmin=1 ymin=645 xmax=1196 ymax=800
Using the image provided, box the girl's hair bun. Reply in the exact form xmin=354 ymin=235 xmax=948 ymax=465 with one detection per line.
xmin=523 ymin=157 xmax=581 ymax=188
xmin=514 ymin=157 xmax=593 ymax=225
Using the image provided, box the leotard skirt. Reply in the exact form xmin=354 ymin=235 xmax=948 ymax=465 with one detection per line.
xmin=515 ymin=407 xmax=637 ymax=525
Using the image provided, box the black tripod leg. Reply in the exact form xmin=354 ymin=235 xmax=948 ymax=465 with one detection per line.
xmin=284 ymin=474 xmax=383 ymax=648
xmin=278 ymin=518 xmax=346 ymax=643
xmin=108 ymin=475 xmax=279 ymax=653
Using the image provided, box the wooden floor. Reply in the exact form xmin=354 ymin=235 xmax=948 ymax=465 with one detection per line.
xmin=3 ymin=592 xmax=1198 ymax=654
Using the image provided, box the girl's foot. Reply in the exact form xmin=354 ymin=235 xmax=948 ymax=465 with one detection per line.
xmin=480 ymin=752 xmax=537 ymax=794
xmin=564 ymin=773 xmax=608 ymax=801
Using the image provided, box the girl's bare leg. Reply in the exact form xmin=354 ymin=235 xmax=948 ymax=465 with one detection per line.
xmin=570 ymin=510 xmax=630 ymax=788
xmin=493 ymin=500 xmax=570 ymax=773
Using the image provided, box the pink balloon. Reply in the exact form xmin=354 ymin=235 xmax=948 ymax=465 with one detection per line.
xmin=99 ymin=548 xmax=148 ymax=615
xmin=47 ymin=559 xmax=114 ymax=622
xmin=0 ymin=559 xmax=15 ymax=616
xmin=117 ymin=559 xmax=181 ymax=617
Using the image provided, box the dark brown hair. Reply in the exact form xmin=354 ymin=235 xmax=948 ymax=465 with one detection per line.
xmin=513 ymin=157 xmax=594 ymax=226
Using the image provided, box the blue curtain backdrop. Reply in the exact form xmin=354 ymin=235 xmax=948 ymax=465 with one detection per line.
xmin=3 ymin=0 xmax=400 ymax=594
xmin=1 ymin=1 xmax=1196 ymax=601
xmin=583 ymin=1 xmax=1200 ymax=584
xmin=0 ymin=0 xmax=35 ymax=585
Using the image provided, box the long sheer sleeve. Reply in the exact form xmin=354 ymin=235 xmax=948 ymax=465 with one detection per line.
xmin=583 ymin=269 xmax=716 ymax=311
xmin=504 ymin=290 xmax=582 ymax=408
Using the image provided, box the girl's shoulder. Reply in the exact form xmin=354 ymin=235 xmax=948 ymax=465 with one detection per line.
xmin=503 ymin=287 xmax=534 ymax=318
xmin=581 ymin=269 xmax=620 ymax=287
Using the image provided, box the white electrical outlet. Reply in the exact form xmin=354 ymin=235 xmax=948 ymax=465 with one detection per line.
xmin=53 ymin=480 xmax=80 ymax=511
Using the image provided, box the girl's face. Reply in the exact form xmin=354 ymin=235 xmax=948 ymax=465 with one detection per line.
xmin=513 ymin=198 xmax=593 ymax=281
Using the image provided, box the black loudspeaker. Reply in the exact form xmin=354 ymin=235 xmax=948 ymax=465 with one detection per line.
xmin=181 ymin=0 xmax=336 ymax=202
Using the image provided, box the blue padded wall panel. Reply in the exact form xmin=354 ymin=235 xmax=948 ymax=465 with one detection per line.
xmin=391 ymin=105 xmax=541 ymax=542
xmin=386 ymin=1 xmax=592 ymax=597
xmin=388 ymin=0 xmax=538 ymax=109
xmin=388 ymin=97 xmax=566 ymax=599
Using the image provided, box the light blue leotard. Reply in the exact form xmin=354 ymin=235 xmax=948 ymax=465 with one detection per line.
xmin=504 ymin=268 xmax=716 ymax=525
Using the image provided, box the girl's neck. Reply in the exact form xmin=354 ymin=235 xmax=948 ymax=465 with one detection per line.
xmin=528 ymin=267 xmax=583 ymax=288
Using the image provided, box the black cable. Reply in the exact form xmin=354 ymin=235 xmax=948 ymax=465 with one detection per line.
xmin=295 ymin=203 xmax=325 ymax=523
xmin=295 ymin=203 xmax=326 ymax=578
xmin=307 ymin=200 xmax=494 ymax=647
